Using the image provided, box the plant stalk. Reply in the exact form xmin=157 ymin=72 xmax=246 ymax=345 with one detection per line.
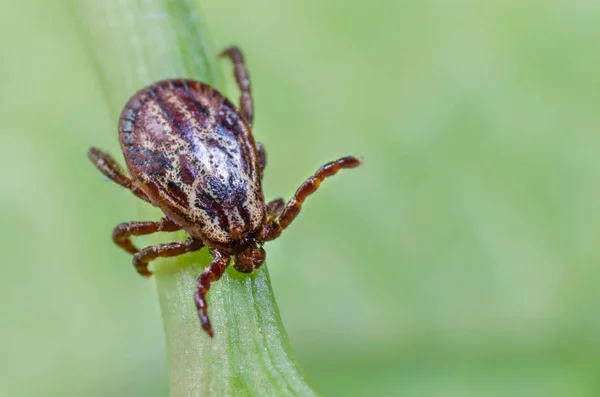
xmin=73 ymin=1 xmax=316 ymax=396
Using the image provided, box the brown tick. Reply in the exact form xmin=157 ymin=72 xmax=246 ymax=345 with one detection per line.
xmin=88 ymin=47 xmax=360 ymax=337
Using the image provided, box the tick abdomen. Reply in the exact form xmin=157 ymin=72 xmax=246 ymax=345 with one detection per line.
xmin=118 ymin=79 xmax=266 ymax=246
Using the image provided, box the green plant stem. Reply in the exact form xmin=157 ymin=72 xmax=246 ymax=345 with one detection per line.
xmin=73 ymin=1 xmax=317 ymax=396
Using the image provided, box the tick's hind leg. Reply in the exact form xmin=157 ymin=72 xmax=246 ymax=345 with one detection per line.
xmin=219 ymin=46 xmax=253 ymax=126
xmin=263 ymin=156 xmax=361 ymax=241
xmin=133 ymin=238 xmax=205 ymax=277
xmin=88 ymin=147 xmax=149 ymax=202
xmin=194 ymin=251 xmax=231 ymax=337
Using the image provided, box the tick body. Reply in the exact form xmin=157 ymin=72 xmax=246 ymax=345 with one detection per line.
xmin=89 ymin=47 xmax=360 ymax=337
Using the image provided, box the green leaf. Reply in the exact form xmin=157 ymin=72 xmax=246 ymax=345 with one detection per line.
xmin=73 ymin=0 xmax=317 ymax=395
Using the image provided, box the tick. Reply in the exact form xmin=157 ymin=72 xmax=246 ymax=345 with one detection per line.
xmin=88 ymin=47 xmax=360 ymax=337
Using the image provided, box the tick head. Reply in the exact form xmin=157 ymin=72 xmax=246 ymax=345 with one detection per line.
xmin=232 ymin=245 xmax=266 ymax=273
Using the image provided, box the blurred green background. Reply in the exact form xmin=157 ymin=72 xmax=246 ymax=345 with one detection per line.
xmin=2 ymin=0 xmax=600 ymax=396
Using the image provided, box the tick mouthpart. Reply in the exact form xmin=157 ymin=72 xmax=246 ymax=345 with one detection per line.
xmin=232 ymin=245 xmax=266 ymax=273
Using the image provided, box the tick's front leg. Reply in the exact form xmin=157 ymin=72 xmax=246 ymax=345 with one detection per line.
xmin=219 ymin=46 xmax=254 ymax=126
xmin=133 ymin=238 xmax=205 ymax=277
xmin=194 ymin=251 xmax=231 ymax=337
xmin=263 ymin=156 xmax=361 ymax=241
xmin=112 ymin=218 xmax=182 ymax=255
xmin=88 ymin=147 xmax=150 ymax=202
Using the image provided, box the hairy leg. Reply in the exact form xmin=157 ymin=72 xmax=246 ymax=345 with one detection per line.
xmin=88 ymin=147 xmax=149 ymax=202
xmin=133 ymin=238 xmax=204 ymax=277
xmin=194 ymin=251 xmax=232 ymax=337
xmin=112 ymin=218 xmax=181 ymax=255
xmin=263 ymin=156 xmax=361 ymax=241
xmin=219 ymin=46 xmax=254 ymax=126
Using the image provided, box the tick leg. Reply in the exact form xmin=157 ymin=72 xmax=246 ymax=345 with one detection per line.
xmin=133 ymin=238 xmax=205 ymax=277
xmin=195 ymin=251 xmax=231 ymax=337
xmin=88 ymin=147 xmax=150 ymax=202
xmin=257 ymin=142 xmax=266 ymax=179
xmin=112 ymin=218 xmax=182 ymax=255
xmin=267 ymin=198 xmax=285 ymax=220
xmin=219 ymin=46 xmax=254 ymax=126
xmin=263 ymin=156 xmax=361 ymax=241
